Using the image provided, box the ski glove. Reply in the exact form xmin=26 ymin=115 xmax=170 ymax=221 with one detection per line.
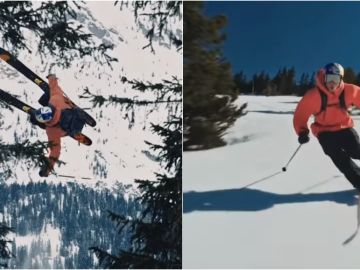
xmin=39 ymin=167 xmax=49 ymax=177
xmin=298 ymin=132 xmax=310 ymax=144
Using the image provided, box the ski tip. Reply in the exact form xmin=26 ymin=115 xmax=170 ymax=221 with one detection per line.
xmin=72 ymin=134 xmax=92 ymax=146
xmin=343 ymin=229 xmax=359 ymax=246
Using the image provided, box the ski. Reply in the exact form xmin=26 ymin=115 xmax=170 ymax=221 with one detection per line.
xmin=0 ymin=88 xmax=92 ymax=146
xmin=0 ymin=47 xmax=96 ymax=127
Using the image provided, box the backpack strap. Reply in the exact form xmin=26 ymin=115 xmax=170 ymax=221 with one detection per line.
xmin=317 ymin=88 xmax=347 ymax=113
xmin=339 ymin=90 xmax=346 ymax=109
xmin=318 ymin=89 xmax=327 ymax=113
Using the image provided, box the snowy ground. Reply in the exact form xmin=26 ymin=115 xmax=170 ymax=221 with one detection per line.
xmin=183 ymin=95 xmax=360 ymax=268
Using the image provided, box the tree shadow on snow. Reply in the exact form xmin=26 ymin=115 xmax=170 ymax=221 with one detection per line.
xmin=226 ymin=135 xmax=253 ymax=145
xmin=183 ymin=187 xmax=358 ymax=213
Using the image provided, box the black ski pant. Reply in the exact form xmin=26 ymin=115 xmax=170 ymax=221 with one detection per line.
xmin=318 ymin=128 xmax=360 ymax=190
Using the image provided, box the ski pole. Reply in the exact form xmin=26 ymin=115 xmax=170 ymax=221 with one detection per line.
xmin=58 ymin=174 xmax=91 ymax=180
xmin=53 ymin=173 xmax=91 ymax=180
xmin=282 ymin=144 xmax=302 ymax=172
xmin=239 ymin=171 xmax=282 ymax=190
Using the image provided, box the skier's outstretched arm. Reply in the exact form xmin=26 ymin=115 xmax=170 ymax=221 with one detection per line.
xmin=40 ymin=130 xmax=61 ymax=177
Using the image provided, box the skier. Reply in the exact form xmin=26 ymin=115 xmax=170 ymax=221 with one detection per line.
xmin=293 ymin=63 xmax=360 ymax=190
xmin=31 ymin=74 xmax=87 ymax=177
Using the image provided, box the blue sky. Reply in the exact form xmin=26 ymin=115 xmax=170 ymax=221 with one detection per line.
xmin=204 ymin=1 xmax=360 ymax=80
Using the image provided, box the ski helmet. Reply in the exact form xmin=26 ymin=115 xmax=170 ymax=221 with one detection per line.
xmin=324 ymin=63 xmax=344 ymax=77
xmin=35 ymin=106 xmax=54 ymax=123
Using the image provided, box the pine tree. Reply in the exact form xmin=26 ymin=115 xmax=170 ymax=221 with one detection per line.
xmin=355 ymin=72 xmax=360 ymax=86
xmin=89 ymin=76 xmax=182 ymax=268
xmin=344 ymin=67 xmax=357 ymax=84
xmin=272 ymin=67 xmax=296 ymax=95
xmin=88 ymin=2 xmax=182 ymax=268
xmin=297 ymin=72 xmax=314 ymax=96
xmin=91 ymin=117 xmax=181 ymax=268
xmin=233 ymin=71 xmax=251 ymax=94
xmin=183 ymin=2 xmax=247 ymax=150
xmin=0 ymin=223 xmax=14 ymax=268
xmin=252 ymin=71 xmax=270 ymax=95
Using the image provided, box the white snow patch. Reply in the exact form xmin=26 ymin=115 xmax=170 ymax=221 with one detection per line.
xmin=184 ymin=95 xmax=360 ymax=268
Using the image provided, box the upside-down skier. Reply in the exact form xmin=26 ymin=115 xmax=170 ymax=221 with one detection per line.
xmin=31 ymin=74 xmax=87 ymax=177
xmin=294 ymin=63 xmax=360 ymax=191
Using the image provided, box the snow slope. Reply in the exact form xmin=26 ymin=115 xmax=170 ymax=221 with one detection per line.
xmin=183 ymin=95 xmax=360 ymax=268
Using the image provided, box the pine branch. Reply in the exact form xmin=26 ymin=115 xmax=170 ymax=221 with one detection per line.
xmin=106 ymin=210 xmax=133 ymax=234
xmin=115 ymin=1 xmax=182 ymax=53
xmin=88 ymin=247 xmax=122 ymax=269
xmin=0 ymin=140 xmax=51 ymax=179
xmin=122 ymin=76 xmax=182 ymax=98
xmin=0 ymin=1 xmax=117 ymax=68
xmin=0 ymin=99 xmax=14 ymax=111
xmin=79 ymin=80 xmax=181 ymax=129
xmin=79 ymin=87 xmax=181 ymax=108
xmin=144 ymin=116 xmax=182 ymax=171
xmin=90 ymin=246 xmax=171 ymax=269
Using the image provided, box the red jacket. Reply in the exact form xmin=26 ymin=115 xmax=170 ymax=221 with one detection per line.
xmin=44 ymin=75 xmax=72 ymax=171
xmin=293 ymin=69 xmax=360 ymax=137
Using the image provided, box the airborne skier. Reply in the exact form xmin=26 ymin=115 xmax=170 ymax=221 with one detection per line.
xmin=32 ymin=74 xmax=89 ymax=177
xmin=0 ymin=47 xmax=96 ymax=177
xmin=294 ymin=63 xmax=360 ymax=191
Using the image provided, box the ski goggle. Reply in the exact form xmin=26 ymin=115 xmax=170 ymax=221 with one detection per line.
xmin=325 ymin=74 xmax=342 ymax=85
